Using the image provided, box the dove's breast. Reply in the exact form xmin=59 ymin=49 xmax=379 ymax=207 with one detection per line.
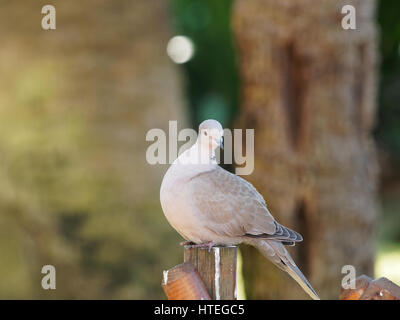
xmin=160 ymin=163 xmax=215 ymax=243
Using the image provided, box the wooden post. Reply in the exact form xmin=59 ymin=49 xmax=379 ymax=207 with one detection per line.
xmin=184 ymin=245 xmax=237 ymax=300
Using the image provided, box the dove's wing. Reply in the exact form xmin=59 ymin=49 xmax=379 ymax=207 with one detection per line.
xmin=188 ymin=166 xmax=302 ymax=243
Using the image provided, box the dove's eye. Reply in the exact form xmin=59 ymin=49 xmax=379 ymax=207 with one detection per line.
xmin=204 ymin=131 xmax=208 ymax=136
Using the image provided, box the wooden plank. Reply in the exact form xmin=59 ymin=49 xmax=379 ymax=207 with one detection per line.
xmin=184 ymin=245 xmax=237 ymax=300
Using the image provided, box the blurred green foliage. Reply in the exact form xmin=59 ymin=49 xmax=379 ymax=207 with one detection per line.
xmin=170 ymin=0 xmax=239 ymax=128
xmin=375 ymin=0 xmax=400 ymax=163
xmin=375 ymin=0 xmax=400 ymax=245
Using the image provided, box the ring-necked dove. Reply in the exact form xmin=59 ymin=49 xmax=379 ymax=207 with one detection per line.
xmin=160 ymin=119 xmax=320 ymax=300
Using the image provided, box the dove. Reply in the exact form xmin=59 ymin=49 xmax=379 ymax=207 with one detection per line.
xmin=160 ymin=119 xmax=320 ymax=300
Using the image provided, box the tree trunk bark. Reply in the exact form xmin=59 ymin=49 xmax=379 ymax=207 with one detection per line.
xmin=233 ymin=0 xmax=379 ymax=299
xmin=0 ymin=0 xmax=186 ymax=298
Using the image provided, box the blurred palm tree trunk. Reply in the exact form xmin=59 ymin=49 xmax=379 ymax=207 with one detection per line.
xmin=233 ymin=0 xmax=379 ymax=299
xmin=0 ymin=0 xmax=186 ymax=298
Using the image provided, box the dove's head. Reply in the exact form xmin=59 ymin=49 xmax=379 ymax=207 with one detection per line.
xmin=198 ymin=119 xmax=224 ymax=151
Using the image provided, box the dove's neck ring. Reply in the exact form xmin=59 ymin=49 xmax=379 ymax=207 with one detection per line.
xmin=174 ymin=127 xmax=223 ymax=165
xmin=199 ymin=138 xmax=215 ymax=160
xmin=199 ymin=138 xmax=217 ymax=162
xmin=174 ymin=140 xmax=218 ymax=165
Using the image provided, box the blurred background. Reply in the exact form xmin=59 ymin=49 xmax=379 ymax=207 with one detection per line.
xmin=0 ymin=0 xmax=398 ymax=299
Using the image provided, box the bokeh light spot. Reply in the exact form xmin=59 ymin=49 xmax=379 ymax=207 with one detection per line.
xmin=166 ymin=35 xmax=195 ymax=64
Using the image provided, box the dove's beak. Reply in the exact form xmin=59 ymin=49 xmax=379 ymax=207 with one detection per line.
xmin=216 ymin=136 xmax=224 ymax=150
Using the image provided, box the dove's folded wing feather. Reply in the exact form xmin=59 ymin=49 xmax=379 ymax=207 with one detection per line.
xmin=187 ymin=166 xmax=302 ymax=243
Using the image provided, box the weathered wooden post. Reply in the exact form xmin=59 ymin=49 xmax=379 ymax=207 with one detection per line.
xmin=184 ymin=245 xmax=238 ymax=300
xmin=162 ymin=245 xmax=238 ymax=300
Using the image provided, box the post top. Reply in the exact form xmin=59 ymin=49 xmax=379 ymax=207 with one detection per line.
xmin=183 ymin=245 xmax=238 ymax=250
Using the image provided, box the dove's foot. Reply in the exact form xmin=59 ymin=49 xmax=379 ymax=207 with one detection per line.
xmin=184 ymin=241 xmax=215 ymax=253
xmin=179 ymin=241 xmax=194 ymax=246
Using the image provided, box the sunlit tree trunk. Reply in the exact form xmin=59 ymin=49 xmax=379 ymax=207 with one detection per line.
xmin=233 ymin=0 xmax=379 ymax=299
xmin=0 ymin=0 xmax=186 ymax=298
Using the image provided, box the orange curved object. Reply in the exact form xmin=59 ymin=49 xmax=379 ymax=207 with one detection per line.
xmin=162 ymin=262 xmax=211 ymax=300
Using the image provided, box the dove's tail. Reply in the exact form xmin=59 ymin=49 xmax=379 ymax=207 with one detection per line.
xmin=281 ymin=259 xmax=320 ymax=300
xmin=245 ymin=238 xmax=320 ymax=300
